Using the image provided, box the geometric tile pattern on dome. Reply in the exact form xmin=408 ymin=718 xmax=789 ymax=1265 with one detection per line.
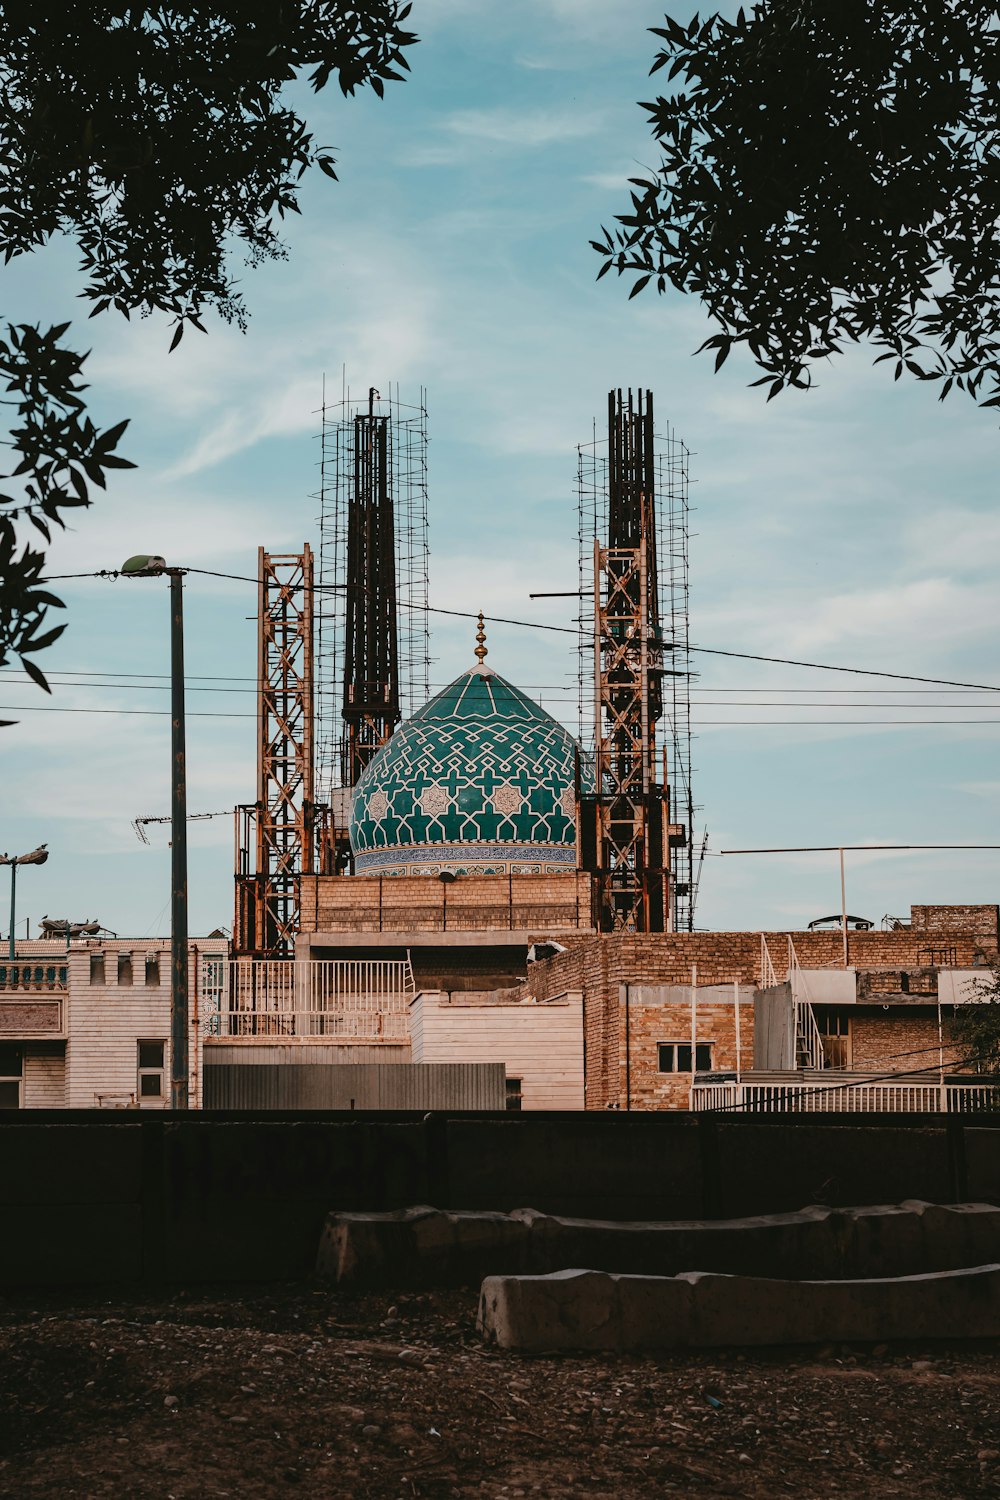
xmin=350 ymin=664 xmax=588 ymax=877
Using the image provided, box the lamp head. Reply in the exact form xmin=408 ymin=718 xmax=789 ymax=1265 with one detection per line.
xmin=121 ymin=554 xmax=167 ymax=577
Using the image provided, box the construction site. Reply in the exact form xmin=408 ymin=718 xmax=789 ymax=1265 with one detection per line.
xmin=183 ymin=385 xmax=999 ymax=1113
xmin=1 ymin=384 xmax=997 ymax=1116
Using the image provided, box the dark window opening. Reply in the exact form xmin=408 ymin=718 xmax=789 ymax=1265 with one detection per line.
xmin=0 ymin=1045 xmax=23 ymax=1109
xmin=137 ymin=1040 xmax=165 ymax=1100
xmin=505 ymin=1077 xmax=523 ymax=1111
xmin=658 ymin=1042 xmax=713 ymax=1074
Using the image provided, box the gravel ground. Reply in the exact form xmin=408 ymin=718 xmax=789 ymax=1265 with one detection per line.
xmin=1 ymin=1284 xmax=1000 ymax=1498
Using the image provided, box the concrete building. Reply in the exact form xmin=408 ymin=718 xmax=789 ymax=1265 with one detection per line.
xmin=0 ymin=935 xmax=223 ymax=1109
xmin=214 ymin=644 xmax=1000 ymax=1114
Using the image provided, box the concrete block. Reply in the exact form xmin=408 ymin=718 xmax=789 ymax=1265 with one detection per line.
xmin=477 ymin=1263 xmax=1000 ymax=1352
xmin=316 ymin=1205 xmax=531 ymax=1287
xmin=319 ymin=1199 xmax=1000 ymax=1288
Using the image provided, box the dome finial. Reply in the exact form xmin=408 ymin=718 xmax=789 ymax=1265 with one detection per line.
xmin=474 ymin=611 xmax=488 ymax=666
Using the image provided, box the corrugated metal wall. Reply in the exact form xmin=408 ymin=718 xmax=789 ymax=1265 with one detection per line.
xmin=204 ymin=1043 xmax=411 ymax=1067
xmin=203 ymin=1061 xmax=506 ymax=1110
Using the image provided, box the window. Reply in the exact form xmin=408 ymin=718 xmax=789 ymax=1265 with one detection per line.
xmin=144 ymin=952 xmax=160 ymax=987
xmin=0 ymin=1044 xmax=23 ymax=1109
xmin=137 ymin=1041 xmax=166 ymax=1100
xmin=89 ymin=952 xmax=105 ymax=984
xmin=117 ymin=953 xmax=133 ymax=986
xmin=658 ymin=1042 xmax=713 ymax=1074
xmin=505 ymin=1077 xmax=523 ymax=1111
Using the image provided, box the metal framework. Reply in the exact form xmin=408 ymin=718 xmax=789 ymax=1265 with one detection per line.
xmin=578 ymin=389 xmax=697 ymax=932
xmin=315 ymin=383 xmax=429 ymax=809
xmin=235 ymin=547 xmax=316 ymax=957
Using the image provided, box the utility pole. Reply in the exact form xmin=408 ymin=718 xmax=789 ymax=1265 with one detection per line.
xmin=169 ymin=568 xmax=189 ymax=1109
xmin=121 ymin=554 xmax=189 ymax=1108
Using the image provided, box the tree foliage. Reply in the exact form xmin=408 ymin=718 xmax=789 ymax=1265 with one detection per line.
xmin=0 ymin=323 xmax=135 ymax=690
xmin=951 ymin=971 xmax=1000 ymax=1077
xmin=0 ymin=2 xmax=416 ymax=688
xmin=594 ymin=1 xmax=1000 ymax=409
xmin=0 ymin=0 xmax=417 ymax=338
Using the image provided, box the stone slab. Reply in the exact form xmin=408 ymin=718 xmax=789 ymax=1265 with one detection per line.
xmin=316 ymin=1199 xmax=1000 ymax=1287
xmin=477 ymin=1263 xmax=1000 ymax=1351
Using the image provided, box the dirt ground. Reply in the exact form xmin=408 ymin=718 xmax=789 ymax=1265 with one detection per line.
xmin=1 ymin=1283 xmax=1000 ymax=1499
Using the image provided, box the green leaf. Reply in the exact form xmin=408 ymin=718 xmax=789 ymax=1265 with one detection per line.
xmin=20 ymin=655 xmax=52 ymax=693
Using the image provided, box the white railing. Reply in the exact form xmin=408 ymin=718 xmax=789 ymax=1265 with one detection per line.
xmin=759 ymin=934 xmax=778 ymax=988
xmin=199 ymin=958 xmax=415 ymax=1040
xmin=692 ymin=1079 xmax=1000 ymax=1114
xmin=787 ymin=939 xmax=825 ymax=1071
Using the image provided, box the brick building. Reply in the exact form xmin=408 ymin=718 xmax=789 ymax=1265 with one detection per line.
xmin=218 ymin=644 xmax=1000 ymax=1113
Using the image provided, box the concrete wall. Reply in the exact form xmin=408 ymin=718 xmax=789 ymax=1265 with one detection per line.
xmin=411 ymin=990 xmax=584 ymax=1110
xmin=754 ymin=985 xmax=795 ymax=1071
xmin=792 ymin=969 xmax=858 ymax=1005
xmin=2 ymin=938 xmax=224 ymax=1109
xmin=938 ymin=971 xmax=991 ymax=1006
xmin=63 ymin=942 xmax=204 ymax=1108
xmin=2 ymin=1110 xmax=999 ymax=1286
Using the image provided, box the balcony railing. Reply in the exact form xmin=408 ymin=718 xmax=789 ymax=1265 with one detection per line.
xmin=201 ymin=957 xmax=414 ymax=1040
xmin=0 ymin=962 xmax=67 ymax=990
xmin=691 ymin=1078 xmax=1000 ymax=1114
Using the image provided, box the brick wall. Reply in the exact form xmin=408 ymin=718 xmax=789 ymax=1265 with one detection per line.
xmin=300 ymin=871 xmax=594 ymax=936
xmin=910 ymin=904 xmax=999 ymax=953
xmin=615 ymin=985 xmax=756 ymax=1111
xmin=521 ymin=927 xmax=988 ymax=1006
xmin=850 ymin=1012 xmax=965 ymax=1073
xmin=514 ymin=911 xmax=997 ymax=1108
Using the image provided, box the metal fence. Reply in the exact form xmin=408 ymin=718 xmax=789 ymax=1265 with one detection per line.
xmin=200 ymin=958 xmax=415 ymax=1040
xmin=691 ymin=1079 xmax=1000 ymax=1114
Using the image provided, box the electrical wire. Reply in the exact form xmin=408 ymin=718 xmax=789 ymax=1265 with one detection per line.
xmin=3 ymin=700 xmax=999 ymax=726
xmin=36 ymin=566 xmax=1000 ymax=693
xmin=0 ymin=704 xmax=253 ymax=718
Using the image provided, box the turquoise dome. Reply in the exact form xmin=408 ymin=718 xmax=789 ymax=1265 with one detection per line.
xmin=350 ymin=664 xmax=582 ymax=876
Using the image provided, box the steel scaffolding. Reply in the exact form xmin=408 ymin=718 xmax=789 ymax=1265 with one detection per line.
xmin=577 ymin=390 xmax=698 ymax=932
xmin=315 ymin=383 xmax=429 ymax=810
xmin=234 ymin=547 xmax=317 ymax=957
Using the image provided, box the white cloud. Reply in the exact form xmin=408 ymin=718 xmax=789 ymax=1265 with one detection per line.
xmin=402 ymin=105 xmax=604 ymax=165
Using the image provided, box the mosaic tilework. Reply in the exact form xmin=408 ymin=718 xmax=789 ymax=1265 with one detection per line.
xmin=354 ymin=843 xmax=578 ymax=877
xmin=350 ymin=665 xmax=587 ymax=876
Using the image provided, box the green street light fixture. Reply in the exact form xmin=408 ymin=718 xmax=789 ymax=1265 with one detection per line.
xmin=122 ymin=555 xmax=188 ymax=1109
xmin=0 ymin=845 xmax=49 ymax=959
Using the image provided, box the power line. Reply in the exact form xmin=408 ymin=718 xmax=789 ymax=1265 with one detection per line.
xmin=3 ymin=700 xmax=1000 ymax=727
xmin=692 ymin=723 xmax=1000 ymax=729
xmin=720 ymin=843 xmax=1000 ymax=853
xmin=693 ymin=646 xmax=1000 ymax=692
xmin=37 ymin=567 xmax=1000 ymax=693
xmin=0 ymin=704 xmax=253 ymax=718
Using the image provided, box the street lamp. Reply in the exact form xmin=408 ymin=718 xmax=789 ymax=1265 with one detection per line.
xmin=0 ymin=845 xmax=49 ymax=959
xmin=121 ymin=554 xmax=188 ymax=1109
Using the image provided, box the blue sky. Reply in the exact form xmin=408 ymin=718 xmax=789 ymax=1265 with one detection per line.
xmin=3 ymin=0 xmax=999 ymax=938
